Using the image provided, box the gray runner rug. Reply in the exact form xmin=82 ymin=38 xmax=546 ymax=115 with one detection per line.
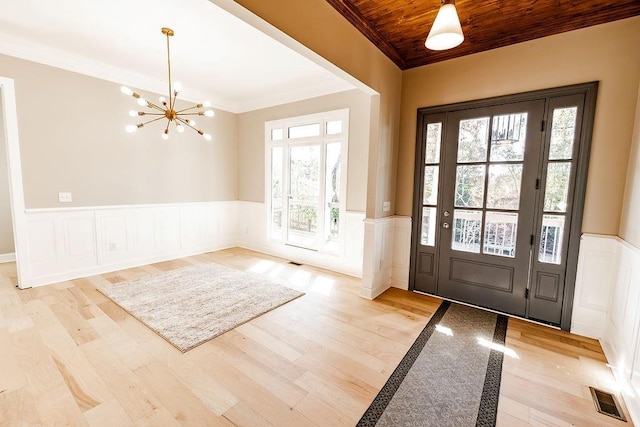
xmin=357 ymin=301 xmax=508 ymax=427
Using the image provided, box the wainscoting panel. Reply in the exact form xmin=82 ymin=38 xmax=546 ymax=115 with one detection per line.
xmin=24 ymin=202 xmax=238 ymax=287
xmin=237 ymin=201 xmax=365 ymax=278
xmin=584 ymin=235 xmax=640 ymax=426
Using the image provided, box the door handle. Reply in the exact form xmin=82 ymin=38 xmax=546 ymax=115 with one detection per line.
xmin=442 ymin=222 xmax=450 ymax=229
xmin=443 ymin=210 xmax=450 ymax=217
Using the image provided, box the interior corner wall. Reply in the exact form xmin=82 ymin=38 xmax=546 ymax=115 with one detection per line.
xmin=619 ymin=83 xmax=640 ymax=248
xmin=231 ymin=0 xmax=402 ymax=219
xmin=237 ymin=89 xmax=371 ymax=212
xmin=0 ymin=98 xmax=14 ymax=254
xmin=0 ymin=53 xmax=238 ymax=209
xmin=397 ymin=16 xmax=640 ymax=237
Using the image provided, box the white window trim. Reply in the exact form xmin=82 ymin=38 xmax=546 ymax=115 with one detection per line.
xmin=265 ymin=109 xmax=349 ymax=256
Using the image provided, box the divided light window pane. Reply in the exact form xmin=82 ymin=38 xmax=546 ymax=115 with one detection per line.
xmin=486 ymin=164 xmax=522 ymax=210
xmin=271 ymin=147 xmax=283 ymax=240
xmin=452 ymin=209 xmax=482 ymax=253
xmin=271 ymin=129 xmax=284 ymax=141
xmin=454 ymin=165 xmax=486 ymax=208
xmin=289 ymin=123 xmax=321 ymax=139
xmin=549 ymin=107 xmax=577 ymax=160
xmin=539 ymin=215 xmax=565 ymax=264
xmin=421 ymin=207 xmax=437 ymax=246
xmin=490 ymin=113 xmax=528 ymax=162
xmin=457 ymin=117 xmax=489 ymax=163
xmin=425 ymin=123 xmax=442 ymax=164
xmin=326 ymin=120 xmax=343 ymax=135
xmin=544 ymin=162 xmax=571 ymax=212
xmin=423 ymin=166 xmax=439 ymax=205
xmin=483 ymin=211 xmax=518 ymax=258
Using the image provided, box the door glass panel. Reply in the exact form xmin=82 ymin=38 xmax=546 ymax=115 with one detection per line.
xmin=490 ymin=113 xmax=528 ymax=161
xmin=289 ymin=123 xmax=321 ymax=139
xmin=549 ymin=107 xmax=577 ymax=160
xmin=326 ymin=120 xmax=342 ymax=135
xmin=426 ymin=123 xmax=442 ymax=164
xmin=421 ymin=207 xmax=437 ymax=246
xmin=483 ymin=212 xmax=518 ymax=258
xmin=325 ymin=143 xmax=341 ymax=248
xmin=452 ymin=209 xmax=482 ymax=253
xmin=457 ymin=117 xmax=490 ymax=163
xmin=288 ymin=145 xmax=320 ymax=248
xmin=271 ymin=147 xmax=283 ymax=240
xmin=271 ymin=129 xmax=284 ymax=141
xmin=544 ymin=162 xmax=571 ymax=212
xmin=486 ymin=164 xmax=523 ymax=210
xmin=455 ymin=165 xmax=486 ymax=208
xmin=423 ymin=166 xmax=439 ymax=205
xmin=539 ymin=215 xmax=565 ymax=264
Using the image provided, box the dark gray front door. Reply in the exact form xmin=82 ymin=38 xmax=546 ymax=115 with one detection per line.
xmin=437 ymin=101 xmax=544 ymax=317
xmin=410 ymin=83 xmax=597 ymax=327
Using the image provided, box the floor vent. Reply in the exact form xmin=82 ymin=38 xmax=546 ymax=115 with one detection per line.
xmin=288 ymin=261 xmax=302 ymax=266
xmin=590 ymin=387 xmax=626 ymax=422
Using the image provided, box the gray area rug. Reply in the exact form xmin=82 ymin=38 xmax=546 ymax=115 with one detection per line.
xmin=358 ymin=301 xmax=508 ymax=427
xmin=98 ymin=263 xmax=304 ymax=352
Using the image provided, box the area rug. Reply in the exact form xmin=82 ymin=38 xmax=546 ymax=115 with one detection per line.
xmin=98 ymin=263 xmax=304 ymax=352
xmin=357 ymin=301 xmax=508 ymax=427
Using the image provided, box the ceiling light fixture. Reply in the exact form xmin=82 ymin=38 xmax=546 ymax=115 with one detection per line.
xmin=425 ymin=0 xmax=464 ymax=51
xmin=121 ymin=27 xmax=214 ymax=141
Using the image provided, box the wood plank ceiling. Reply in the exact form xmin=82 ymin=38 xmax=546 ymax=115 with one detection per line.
xmin=326 ymin=0 xmax=640 ymax=69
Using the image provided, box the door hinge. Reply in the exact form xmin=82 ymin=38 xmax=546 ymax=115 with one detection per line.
xmin=530 ymin=234 xmax=534 ymax=246
xmin=541 ymin=120 xmax=546 ymax=132
xmin=525 ymin=289 xmax=530 ymax=299
xmin=535 ymin=178 xmax=541 ymax=189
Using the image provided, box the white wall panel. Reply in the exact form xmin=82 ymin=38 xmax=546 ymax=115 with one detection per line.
xmin=24 ymin=202 xmax=237 ymax=287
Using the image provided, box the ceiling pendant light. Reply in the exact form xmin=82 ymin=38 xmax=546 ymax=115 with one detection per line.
xmin=425 ymin=0 xmax=464 ymax=51
xmin=122 ymin=27 xmax=214 ymax=141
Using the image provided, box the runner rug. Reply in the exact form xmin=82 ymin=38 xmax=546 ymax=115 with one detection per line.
xmin=358 ymin=301 xmax=509 ymax=427
xmin=99 ymin=263 xmax=304 ymax=352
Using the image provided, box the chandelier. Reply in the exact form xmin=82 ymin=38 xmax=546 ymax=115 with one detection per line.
xmin=121 ymin=27 xmax=214 ymax=140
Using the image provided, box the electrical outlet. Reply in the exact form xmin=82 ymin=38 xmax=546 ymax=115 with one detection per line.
xmin=58 ymin=192 xmax=72 ymax=203
xmin=383 ymin=201 xmax=391 ymax=212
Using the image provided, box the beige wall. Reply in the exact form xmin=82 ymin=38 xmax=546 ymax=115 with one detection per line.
xmin=397 ymin=17 xmax=640 ymax=236
xmin=0 ymin=53 xmax=238 ymax=209
xmin=238 ymin=89 xmax=371 ymax=211
xmin=620 ymin=83 xmax=640 ymax=247
xmin=233 ymin=0 xmax=402 ymax=218
xmin=0 ymin=100 xmax=14 ymax=254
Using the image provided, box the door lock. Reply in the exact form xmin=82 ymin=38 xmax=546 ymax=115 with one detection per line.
xmin=442 ymin=222 xmax=450 ymax=229
xmin=443 ymin=210 xmax=450 ymax=217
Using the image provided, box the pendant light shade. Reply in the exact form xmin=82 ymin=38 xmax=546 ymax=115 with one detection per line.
xmin=425 ymin=0 xmax=464 ymax=51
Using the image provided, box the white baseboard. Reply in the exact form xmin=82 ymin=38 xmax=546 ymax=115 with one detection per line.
xmin=0 ymin=252 xmax=16 ymax=263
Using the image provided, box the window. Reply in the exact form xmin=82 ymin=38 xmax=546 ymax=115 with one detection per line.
xmin=266 ymin=110 xmax=349 ymax=254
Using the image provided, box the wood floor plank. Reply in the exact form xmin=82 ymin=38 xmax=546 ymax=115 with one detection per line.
xmin=134 ymin=361 xmax=233 ymax=427
xmin=0 ymin=388 xmax=44 ymax=426
xmin=83 ymin=398 xmax=133 ymax=427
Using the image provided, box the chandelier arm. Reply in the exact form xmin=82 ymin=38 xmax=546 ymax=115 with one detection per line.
xmin=175 ymin=105 xmax=201 ymax=114
xmin=171 ymin=91 xmax=179 ymax=112
xmin=139 ymin=116 xmax=168 ymax=127
xmin=176 ymin=117 xmax=203 ymax=133
xmin=139 ymin=112 xmax=166 ymax=116
xmin=176 ymin=112 xmax=205 ymax=117
xmin=145 ymin=101 xmax=166 ymax=113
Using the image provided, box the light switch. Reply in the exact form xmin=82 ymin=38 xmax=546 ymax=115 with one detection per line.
xmin=58 ymin=192 xmax=72 ymax=203
xmin=383 ymin=201 xmax=391 ymax=212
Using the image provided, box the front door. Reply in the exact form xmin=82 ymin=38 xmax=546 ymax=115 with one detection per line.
xmin=410 ymin=84 xmax=597 ymax=327
xmin=437 ymin=101 xmax=544 ymax=317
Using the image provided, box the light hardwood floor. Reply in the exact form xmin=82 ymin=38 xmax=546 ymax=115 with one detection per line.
xmin=0 ymin=248 xmax=631 ymax=426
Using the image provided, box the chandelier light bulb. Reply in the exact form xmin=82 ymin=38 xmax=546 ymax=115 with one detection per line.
xmin=129 ymin=110 xmax=138 ymax=117
xmin=121 ymin=86 xmax=133 ymax=96
xmin=204 ymin=110 xmax=215 ymax=117
xmin=137 ymin=98 xmax=147 ymax=106
xmin=203 ymin=133 xmax=212 ymax=141
xmin=162 ymin=132 xmax=169 ymax=140
xmin=203 ymin=101 xmax=211 ymax=108
xmin=187 ymin=119 xmax=196 ymax=126
xmin=125 ymin=125 xmax=138 ymax=133
xmin=176 ymin=124 xmax=185 ymax=133
xmin=173 ymin=81 xmax=182 ymax=92
xmin=159 ymin=96 xmax=166 ymax=103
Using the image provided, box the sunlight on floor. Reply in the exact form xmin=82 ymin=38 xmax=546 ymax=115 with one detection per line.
xmin=310 ymin=276 xmax=335 ymax=296
xmin=248 ymin=260 xmax=276 ymax=274
xmin=435 ymin=324 xmax=454 ymax=336
xmin=477 ymin=336 xmax=520 ymax=359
